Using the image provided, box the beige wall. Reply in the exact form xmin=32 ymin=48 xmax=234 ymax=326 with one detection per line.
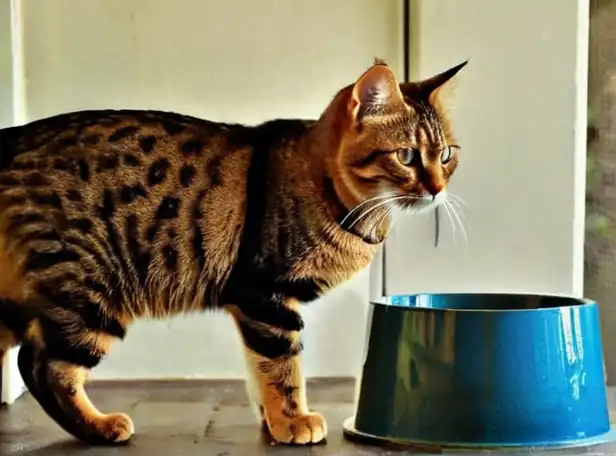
xmin=5 ymin=0 xmax=593 ymax=383
xmin=0 ymin=0 xmax=13 ymax=127
xmin=1 ymin=0 xmax=27 ymax=404
xmin=15 ymin=0 xmax=403 ymax=379
xmin=21 ymin=0 xmax=403 ymax=123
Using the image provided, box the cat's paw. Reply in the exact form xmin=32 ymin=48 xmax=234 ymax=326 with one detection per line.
xmin=94 ymin=413 xmax=135 ymax=443
xmin=266 ymin=412 xmax=327 ymax=445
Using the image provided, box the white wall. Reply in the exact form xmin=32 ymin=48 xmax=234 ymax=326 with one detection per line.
xmin=1 ymin=0 xmax=26 ymax=404
xmin=0 ymin=0 xmax=13 ymax=127
xmin=385 ymin=0 xmax=588 ymax=298
xmin=15 ymin=0 xmax=403 ymax=379
xmin=8 ymin=0 xmax=590 ymax=381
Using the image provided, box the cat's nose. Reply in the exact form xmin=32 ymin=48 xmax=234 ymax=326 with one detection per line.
xmin=427 ymin=184 xmax=444 ymax=199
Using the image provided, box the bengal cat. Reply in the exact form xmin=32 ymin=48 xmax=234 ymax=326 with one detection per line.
xmin=0 ymin=59 xmax=466 ymax=445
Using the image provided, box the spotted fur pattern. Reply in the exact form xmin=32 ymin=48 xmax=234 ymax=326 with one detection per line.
xmin=0 ymin=60 xmax=466 ymax=445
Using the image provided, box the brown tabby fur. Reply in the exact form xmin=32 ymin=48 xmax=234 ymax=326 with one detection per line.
xmin=0 ymin=60 xmax=466 ymax=445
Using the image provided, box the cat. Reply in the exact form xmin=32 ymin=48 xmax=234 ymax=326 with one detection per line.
xmin=0 ymin=59 xmax=466 ymax=445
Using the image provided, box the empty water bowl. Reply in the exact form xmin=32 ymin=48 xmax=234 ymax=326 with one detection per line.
xmin=343 ymin=293 xmax=616 ymax=450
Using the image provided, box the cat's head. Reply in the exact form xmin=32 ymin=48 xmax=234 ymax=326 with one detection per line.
xmin=325 ymin=59 xmax=467 ymax=239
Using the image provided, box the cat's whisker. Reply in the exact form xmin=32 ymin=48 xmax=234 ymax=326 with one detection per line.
xmin=363 ymin=204 xmax=384 ymax=237
xmin=391 ymin=195 xmax=422 ymax=214
xmin=339 ymin=193 xmax=397 ymax=227
xmin=367 ymin=205 xmax=392 ymax=239
xmin=448 ymin=203 xmax=465 ymax=245
xmin=340 ymin=196 xmax=388 ymax=227
xmin=443 ymin=200 xmax=457 ymax=245
xmin=449 ymin=193 xmax=470 ymax=210
xmin=447 ymin=193 xmax=468 ymax=219
xmin=447 ymin=196 xmax=468 ymax=222
xmin=349 ymin=196 xmax=407 ymax=229
xmin=389 ymin=206 xmax=403 ymax=237
xmin=353 ymin=202 xmax=395 ymax=234
xmin=448 ymin=199 xmax=468 ymax=245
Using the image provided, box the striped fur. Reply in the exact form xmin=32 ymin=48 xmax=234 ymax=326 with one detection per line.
xmin=0 ymin=60 xmax=466 ymax=445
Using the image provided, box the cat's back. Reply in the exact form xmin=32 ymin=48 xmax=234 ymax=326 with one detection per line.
xmin=0 ymin=110 xmax=253 ymax=232
xmin=0 ymin=109 xmax=256 ymax=197
xmin=0 ymin=110 xmax=255 ymax=316
xmin=0 ymin=109 xmax=245 ymax=169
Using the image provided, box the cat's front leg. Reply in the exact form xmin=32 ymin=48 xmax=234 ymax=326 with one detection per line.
xmin=225 ymin=301 xmax=327 ymax=445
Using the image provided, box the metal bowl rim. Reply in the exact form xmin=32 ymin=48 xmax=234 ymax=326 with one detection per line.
xmin=371 ymin=292 xmax=596 ymax=313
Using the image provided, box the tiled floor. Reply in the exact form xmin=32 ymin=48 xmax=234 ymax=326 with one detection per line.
xmin=1 ymin=379 xmax=616 ymax=455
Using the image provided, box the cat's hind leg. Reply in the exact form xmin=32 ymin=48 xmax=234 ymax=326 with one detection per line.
xmin=18 ymin=317 xmax=133 ymax=445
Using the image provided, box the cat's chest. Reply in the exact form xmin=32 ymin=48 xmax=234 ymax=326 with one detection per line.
xmin=289 ymin=238 xmax=376 ymax=295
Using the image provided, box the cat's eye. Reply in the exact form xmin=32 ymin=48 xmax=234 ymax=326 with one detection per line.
xmin=441 ymin=146 xmax=455 ymax=164
xmin=397 ymin=148 xmax=417 ymax=166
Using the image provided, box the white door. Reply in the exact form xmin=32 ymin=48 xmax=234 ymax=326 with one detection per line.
xmin=382 ymin=0 xmax=589 ymax=298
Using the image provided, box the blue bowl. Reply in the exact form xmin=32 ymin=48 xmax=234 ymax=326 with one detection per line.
xmin=343 ymin=293 xmax=616 ymax=450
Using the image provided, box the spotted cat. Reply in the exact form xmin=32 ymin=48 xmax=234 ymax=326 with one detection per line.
xmin=0 ymin=60 xmax=466 ymax=445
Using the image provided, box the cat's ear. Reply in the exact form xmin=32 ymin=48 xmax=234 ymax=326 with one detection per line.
xmin=402 ymin=60 xmax=468 ymax=105
xmin=350 ymin=62 xmax=405 ymax=121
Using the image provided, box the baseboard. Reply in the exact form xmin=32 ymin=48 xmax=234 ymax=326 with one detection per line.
xmin=87 ymin=376 xmax=355 ymax=387
xmin=1 ymin=373 xmax=354 ymax=403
